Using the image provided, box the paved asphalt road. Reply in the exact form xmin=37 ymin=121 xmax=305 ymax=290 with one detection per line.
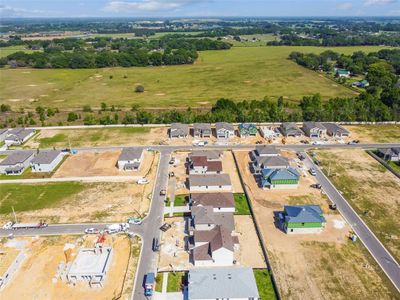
xmin=303 ymin=153 xmax=400 ymax=292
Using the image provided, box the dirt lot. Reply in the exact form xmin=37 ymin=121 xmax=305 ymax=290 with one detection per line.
xmin=0 ymin=235 xmax=140 ymax=300
xmin=316 ymin=148 xmax=400 ymax=262
xmin=234 ymin=150 xmax=397 ymax=300
xmin=54 ymin=150 xmax=155 ymax=178
xmin=234 ymin=215 xmax=265 ymax=268
xmin=344 ymin=124 xmax=400 ymax=143
xmin=0 ymin=153 xmax=158 ymax=224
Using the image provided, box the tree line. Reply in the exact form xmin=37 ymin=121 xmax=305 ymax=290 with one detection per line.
xmin=0 ymin=37 xmax=231 ymax=69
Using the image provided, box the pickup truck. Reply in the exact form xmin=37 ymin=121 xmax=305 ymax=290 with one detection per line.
xmin=105 ymin=223 xmax=130 ymax=234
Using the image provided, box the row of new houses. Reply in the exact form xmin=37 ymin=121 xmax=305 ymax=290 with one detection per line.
xmin=169 ymin=122 xmax=350 ymax=139
xmin=0 ymin=147 xmax=144 ymax=175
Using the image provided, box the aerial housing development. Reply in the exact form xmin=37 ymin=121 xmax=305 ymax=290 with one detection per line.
xmin=0 ymin=11 xmax=400 ymax=300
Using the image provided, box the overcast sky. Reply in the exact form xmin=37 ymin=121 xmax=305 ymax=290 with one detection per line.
xmin=1 ymin=0 xmax=399 ymax=18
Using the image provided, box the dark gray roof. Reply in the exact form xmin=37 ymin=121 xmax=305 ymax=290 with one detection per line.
xmin=255 ymin=145 xmax=279 ymax=156
xmin=0 ymin=151 xmax=35 ymax=166
xmin=216 ymin=122 xmax=234 ymax=132
xmin=255 ymin=155 xmax=289 ymax=168
xmin=193 ymin=123 xmax=212 ymax=131
xmin=190 ymin=150 xmax=222 ymax=160
xmin=5 ymin=128 xmax=35 ymax=141
xmin=190 ymin=174 xmax=231 ymax=187
xmin=322 ymin=123 xmax=350 ymax=135
xmin=191 ymin=206 xmax=235 ymax=231
xmin=188 ymin=267 xmax=260 ymax=299
xmin=118 ymin=147 xmax=143 ymax=161
xmin=170 ymin=123 xmax=189 ymax=136
xmin=303 ymin=122 xmax=326 ymax=131
xmin=31 ymin=150 xmax=62 ymax=164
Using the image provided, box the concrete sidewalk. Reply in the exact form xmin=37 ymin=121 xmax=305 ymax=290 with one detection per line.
xmin=164 ymin=206 xmax=190 ymax=215
xmin=0 ymin=175 xmax=141 ymax=184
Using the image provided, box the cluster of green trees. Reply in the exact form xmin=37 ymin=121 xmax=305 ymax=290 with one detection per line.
xmin=0 ymin=37 xmax=230 ymax=69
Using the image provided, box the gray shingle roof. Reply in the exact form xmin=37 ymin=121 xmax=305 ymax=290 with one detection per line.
xmin=170 ymin=123 xmax=189 ymax=137
xmin=118 ymin=147 xmax=143 ymax=161
xmin=191 ymin=206 xmax=235 ymax=231
xmin=216 ymin=122 xmax=234 ymax=132
xmin=191 ymin=192 xmax=235 ymax=209
xmin=284 ymin=205 xmax=326 ymax=223
xmin=190 ymin=150 xmax=222 ymax=160
xmin=303 ymin=122 xmax=327 ymax=131
xmin=188 ymin=267 xmax=260 ymax=299
xmin=5 ymin=128 xmax=35 ymax=141
xmin=255 ymin=155 xmax=289 ymax=168
xmin=31 ymin=150 xmax=62 ymax=164
xmin=0 ymin=151 xmax=35 ymax=166
xmin=190 ymin=174 xmax=231 ymax=187
xmin=255 ymin=145 xmax=279 ymax=156
xmin=322 ymin=123 xmax=350 ymax=135
xmin=193 ymin=123 xmax=212 ymax=131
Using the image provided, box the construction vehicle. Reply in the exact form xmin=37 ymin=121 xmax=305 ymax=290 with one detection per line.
xmin=144 ymin=272 xmax=155 ymax=296
xmin=11 ymin=221 xmax=48 ymax=230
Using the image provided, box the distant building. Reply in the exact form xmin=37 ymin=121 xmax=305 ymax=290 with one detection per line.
xmin=302 ymin=122 xmax=327 ymax=138
xmin=335 ymin=68 xmax=350 ymax=78
xmin=216 ymin=122 xmax=235 ymax=139
xmin=169 ymin=123 xmax=189 ymax=138
xmin=193 ymin=123 xmax=212 ymax=138
xmin=322 ymin=123 xmax=350 ymax=138
xmin=187 ymin=267 xmax=260 ymax=300
xmin=30 ymin=150 xmax=64 ymax=173
xmin=238 ymin=123 xmax=257 ymax=137
xmin=281 ymin=205 xmax=326 ymax=234
xmin=117 ymin=148 xmax=143 ymax=171
xmin=261 ymin=167 xmax=300 ymax=189
xmin=280 ymin=123 xmax=302 ymax=137
xmin=0 ymin=151 xmax=35 ymax=175
xmin=4 ymin=128 xmax=36 ymax=146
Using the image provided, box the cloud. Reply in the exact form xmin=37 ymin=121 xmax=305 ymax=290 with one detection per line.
xmin=337 ymin=2 xmax=353 ymax=10
xmin=0 ymin=4 xmax=45 ymax=17
xmin=103 ymin=0 xmax=202 ymax=12
xmin=363 ymin=0 xmax=396 ymax=6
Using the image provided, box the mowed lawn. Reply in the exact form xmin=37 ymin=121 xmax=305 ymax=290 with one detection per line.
xmin=0 ymin=182 xmax=85 ymax=214
xmin=0 ymin=45 xmax=41 ymax=58
xmin=0 ymin=46 xmax=386 ymax=110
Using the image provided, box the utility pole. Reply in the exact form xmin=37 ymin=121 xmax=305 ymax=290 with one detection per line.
xmin=11 ymin=206 xmax=17 ymax=223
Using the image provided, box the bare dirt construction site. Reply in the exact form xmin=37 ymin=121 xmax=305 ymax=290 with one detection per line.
xmin=234 ymin=150 xmax=398 ymax=300
xmin=316 ymin=148 xmax=400 ymax=263
xmin=0 ymin=235 xmax=140 ymax=300
xmin=344 ymin=124 xmax=400 ymax=143
xmin=53 ymin=150 xmax=156 ymax=178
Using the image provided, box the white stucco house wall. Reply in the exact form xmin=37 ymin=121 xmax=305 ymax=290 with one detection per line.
xmin=30 ymin=150 xmax=65 ymax=173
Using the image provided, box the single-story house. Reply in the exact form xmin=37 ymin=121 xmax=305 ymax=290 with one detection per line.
xmin=191 ymin=225 xmax=235 ymax=267
xmin=169 ymin=123 xmax=189 ymax=138
xmin=252 ymin=155 xmax=289 ymax=174
xmin=261 ymin=167 xmax=300 ymax=189
xmin=117 ymin=148 xmax=144 ymax=171
xmin=280 ymin=123 xmax=302 ymax=137
xmin=0 ymin=129 xmax=8 ymax=142
xmin=4 ymin=128 xmax=36 ymax=146
xmin=281 ymin=205 xmax=326 ymax=234
xmin=0 ymin=151 xmax=35 ymax=175
xmin=259 ymin=126 xmax=280 ymax=139
xmin=190 ymin=192 xmax=235 ymax=213
xmin=216 ymin=122 xmax=235 ymax=139
xmin=188 ymin=156 xmax=223 ymax=174
xmin=187 ymin=267 xmax=260 ymax=300
xmin=189 ymin=206 xmax=235 ymax=233
xmin=193 ymin=123 xmax=212 ymax=138
xmin=30 ymin=150 xmax=64 ymax=173
xmin=352 ymin=79 xmax=369 ymax=88
xmin=322 ymin=123 xmax=350 ymax=138
xmin=302 ymin=122 xmax=327 ymax=138
xmin=335 ymin=68 xmax=350 ymax=78
xmin=377 ymin=147 xmax=400 ymax=162
xmin=189 ymin=150 xmax=223 ymax=161
xmin=239 ymin=123 xmax=257 ymax=137
xmin=189 ymin=174 xmax=232 ymax=191
xmin=254 ymin=145 xmax=279 ymax=157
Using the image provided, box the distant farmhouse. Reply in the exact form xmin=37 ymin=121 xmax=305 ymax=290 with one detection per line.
xmin=335 ymin=68 xmax=350 ymax=78
xmin=280 ymin=205 xmax=326 ymax=234
xmin=117 ymin=148 xmax=144 ymax=171
xmin=169 ymin=123 xmax=189 ymax=138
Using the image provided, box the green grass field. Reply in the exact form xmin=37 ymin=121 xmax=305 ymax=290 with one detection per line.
xmin=0 ymin=46 xmax=387 ymax=110
xmin=254 ymin=269 xmax=277 ymax=300
xmin=173 ymin=194 xmax=187 ymax=206
xmin=0 ymin=182 xmax=85 ymax=214
xmin=31 ymin=127 xmax=151 ymax=148
xmin=234 ymin=193 xmax=251 ymax=215
xmin=167 ymin=272 xmax=184 ymax=292
xmin=0 ymin=45 xmax=41 ymax=58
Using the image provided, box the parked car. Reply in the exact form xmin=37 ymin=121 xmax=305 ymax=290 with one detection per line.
xmin=169 ymin=172 xmax=175 ymax=178
xmin=169 ymin=157 xmax=175 ymax=164
xmin=2 ymin=221 xmax=13 ymax=230
xmin=127 ymin=217 xmax=143 ymax=225
xmin=330 ymin=203 xmax=337 ymax=210
xmin=255 ymin=140 xmax=263 ymax=144
xmin=314 ymin=159 xmax=321 ymax=166
xmin=309 ymin=168 xmax=316 ymax=176
xmin=84 ymin=227 xmax=100 ymax=234
xmin=144 ymin=273 xmax=155 ymax=296
xmin=137 ymin=177 xmax=149 ymax=185
xmin=311 ymin=183 xmax=322 ymax=189
xmin=152 ymin=237 xmax=160 ymax=252
xmin=160 ymin=189 xmax=166 ymax=196
xmin=160 ymin=223 xmax=172 ymax=232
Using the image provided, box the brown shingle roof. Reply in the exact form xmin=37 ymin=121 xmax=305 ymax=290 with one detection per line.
xmin=191 ymin=192 xmax=235 ymax=209
xmin=206 ymin=161 xmax=222 ymax=172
